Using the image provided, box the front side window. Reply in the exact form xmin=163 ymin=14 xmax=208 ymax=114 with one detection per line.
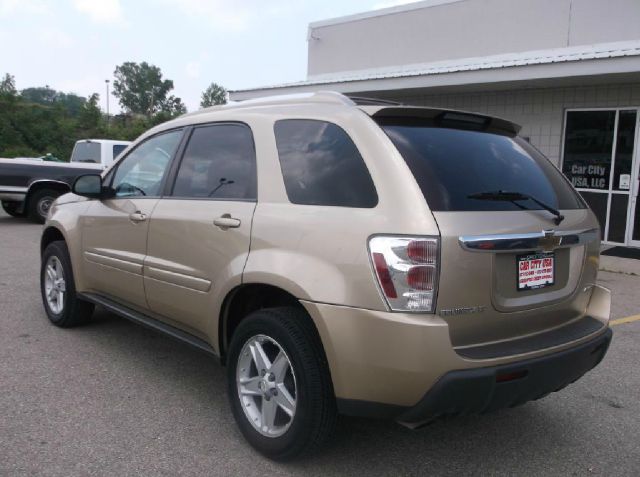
xmin=112 ymin=130 xmax=182 ymax=197
xmin=274 ymin=119 xmax=378 ymax=208
xmin=172 ymin=123 xmax=256 ymax=200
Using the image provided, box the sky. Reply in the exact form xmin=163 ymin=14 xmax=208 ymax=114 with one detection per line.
xmin=0 ymin=0 xmax=416 ymax=112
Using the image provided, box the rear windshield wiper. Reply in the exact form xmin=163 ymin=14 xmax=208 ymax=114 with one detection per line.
xmin=468 ymin=190 xmax=565 ymax=225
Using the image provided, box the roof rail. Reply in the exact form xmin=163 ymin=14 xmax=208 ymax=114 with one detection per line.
xmin=236 ymin=91 xmax=355 ymax=106
xmin=347 ymin=96 xmax=402 ymax=106
xmin=186 ymin=91 xmax=356 ymax=117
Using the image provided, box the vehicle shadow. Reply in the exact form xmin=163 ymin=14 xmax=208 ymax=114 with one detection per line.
xmin=79 ymin=307 xmax=582 ymax=476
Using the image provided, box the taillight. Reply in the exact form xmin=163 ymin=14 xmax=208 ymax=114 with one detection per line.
xmin=368 ymin=236 xmax=439 ymax=313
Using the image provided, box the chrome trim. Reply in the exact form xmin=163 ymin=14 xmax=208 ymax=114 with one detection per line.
xmin=27 ymin=179 xmax=70 ymax=192
xmin=459 ymin=228 xmax=599 ymax=253
xmin=0 ymin=185 xmax=28 ymax=193
xmin=0 ymin=193 xmax=26 ymax=202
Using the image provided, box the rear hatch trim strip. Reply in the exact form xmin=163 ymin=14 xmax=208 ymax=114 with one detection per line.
xmin=459 ymin=228 xmax=598 ymax=253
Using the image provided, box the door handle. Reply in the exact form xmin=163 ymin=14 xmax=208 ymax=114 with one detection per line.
xmin=129 ymin=211 xmax=147 ymax=223
xmin=213 ymin=214 xmax=241 ymax=230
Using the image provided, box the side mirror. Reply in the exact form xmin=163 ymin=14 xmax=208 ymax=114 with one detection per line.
xmin=72 ymin=174 xmax=103 ymax=198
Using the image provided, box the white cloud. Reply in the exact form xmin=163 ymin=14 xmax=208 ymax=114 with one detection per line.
xmin=186 ymin=61 xmax=201 ymax=79
xmin=38 ymin=28 xmax=73 ymax=48
xmin=0 ymin=0 xmax=47 ymax=16
xmin=162 ymin=0 xmax=294 ymax=33
xmin=163 ymin=0 xmax=250 ymax=32
xmin=73 ymin=0 xmax=123 ymax=24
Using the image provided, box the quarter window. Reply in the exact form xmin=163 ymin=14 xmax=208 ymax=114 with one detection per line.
xmin=172 ymin=124 xmax=257 ymax=200
xmin=112 ymin=130 xmax=182 ymax=197
xmin=274 ymin=119 xmax=378 ymax=207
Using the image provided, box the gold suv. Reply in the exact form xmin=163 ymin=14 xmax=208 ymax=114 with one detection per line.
xmin=40 ymin=92 xmax=612 ymax=459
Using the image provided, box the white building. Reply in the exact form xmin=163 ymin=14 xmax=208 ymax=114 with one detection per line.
xmin=230 ymin=0 xmax=640 ymax=248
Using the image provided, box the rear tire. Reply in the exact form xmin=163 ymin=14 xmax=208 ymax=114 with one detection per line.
xmin=1 ymin=201 xmax=23 ymax=217
xmin=227 ymin=307 xmax=336 ymax=460
xmin=40 ymin=241 xmax=94 ymax=327
xmin=28 ymin=188 xmax=59 ymax=223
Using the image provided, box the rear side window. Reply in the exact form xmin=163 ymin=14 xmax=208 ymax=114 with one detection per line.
xmin=172 ymin=123 xmax=257 ymax=200
xmin=113 ymin=144 xmax=127 ymax=159
xmin=378 ymin=118 xmax=584 ymax=212
xmin=274 ymin=119 xmax=377 ymax=208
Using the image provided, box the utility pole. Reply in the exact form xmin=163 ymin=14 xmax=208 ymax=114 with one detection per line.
xmin=105 ymin=79 xmax=110 ymax=128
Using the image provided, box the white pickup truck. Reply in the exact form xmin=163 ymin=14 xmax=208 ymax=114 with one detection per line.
xmin=0 ymin=139 xmax=131 ymax=222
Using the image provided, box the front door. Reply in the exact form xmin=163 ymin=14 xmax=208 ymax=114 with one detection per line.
xmin=81 ymin=129 xmax=183 ymax=309
xmin=144 ymin=123 xmax=257 ymax=338
xmin=562 ymin=109 xmax=639 ymax=246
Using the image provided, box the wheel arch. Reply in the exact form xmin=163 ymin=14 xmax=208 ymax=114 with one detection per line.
xmin=41 ymin=225 xmax=67 ymax=255
xmin=26 ymin=180 xmax=71 ymax=218
xmin=219 ymin=283 xmax=317 ymax=364
xmin=27 ymin=179 xmax=71 ymax=197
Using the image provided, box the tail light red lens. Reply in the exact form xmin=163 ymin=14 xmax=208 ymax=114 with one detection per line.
xmin=368 ymin=236 xmax=439 ymax=312
xmin=407 ymin=240 xmax=437 ymax=264
xmin=372 ymin=252 xmax=397 ymax=299
xmin=407 ymin=266 xmax=435 ymax=291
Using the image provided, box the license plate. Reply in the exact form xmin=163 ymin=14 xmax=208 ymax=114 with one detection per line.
xmin=517 ymin=253 xmax=554 ymax=290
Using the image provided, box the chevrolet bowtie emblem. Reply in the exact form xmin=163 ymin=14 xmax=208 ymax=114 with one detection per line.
xmin=539 ymin=230 xmax=562 ymax=252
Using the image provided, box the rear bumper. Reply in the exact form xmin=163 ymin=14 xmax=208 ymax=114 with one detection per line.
xmin=396 ymin=327 xmax=611 ymax=427
xmin=301 ymin=285 xmax=611 ymax=414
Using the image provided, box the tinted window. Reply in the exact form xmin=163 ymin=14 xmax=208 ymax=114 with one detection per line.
xmin=172 ymin=124 xmax=256 ymax=200
xmin=274 ymin=120 xmax=377 ymax=207
xmin=71 ymin=142 xmax=100 ymax=163
xmin=562 ymin=111 xmax=615 ymax=190
xmin=613 ymin=110 xmax=637 ymax=191
xmin=112 ymin=130 xmax=182 ymax=197
xmin=379 ymin=118 xmax=584 ymax=212
xmin=113 ymin=144 xmax=128 ymax=159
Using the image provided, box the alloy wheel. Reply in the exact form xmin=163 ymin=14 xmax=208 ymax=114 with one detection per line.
xmin=236 ymin=334 xmax=297 ymax=438
xmin=44 ymin=256 xmax=66 ymax=314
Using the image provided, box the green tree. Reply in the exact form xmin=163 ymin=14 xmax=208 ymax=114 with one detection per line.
xmin=0 ymin=69 xmax=185 ymax=161
xmin=162 ymin=95 xmax=187 ymax=115
xmin=113 ymin=61 xmax=183 ymax=116
xmin=0 ymin=73 xmax=17 ymax=97
xmin=200 ymin=82 xmax=227 ymax=108
xmin=55 ymin=92 xmax=87 ymax=117
xmin=78 ymin=93 xmax=102 ymax=131
xmin=21 ymin=86 xmax=57 ymax=104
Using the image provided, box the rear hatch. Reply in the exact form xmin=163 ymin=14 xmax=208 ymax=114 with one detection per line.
xmin=375 ymin=110 xmax=600 ymax=349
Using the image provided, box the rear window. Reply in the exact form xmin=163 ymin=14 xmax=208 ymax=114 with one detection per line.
xmin=71 ymin=142 xmax=100 ymax=163
xmin=378 ymin=118 xmax=584 ymax=212
xmin=274 ymin=119 xmax=378 ymax=208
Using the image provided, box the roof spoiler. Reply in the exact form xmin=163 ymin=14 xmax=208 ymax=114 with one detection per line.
xmin=370 ymin=106 xmax=521 ymax=135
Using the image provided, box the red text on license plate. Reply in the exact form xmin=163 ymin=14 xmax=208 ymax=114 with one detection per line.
xmin=518 ymin=253 xmax=554 ymax=290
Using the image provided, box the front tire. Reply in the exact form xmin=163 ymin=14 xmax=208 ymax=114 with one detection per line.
xmin=1 ymin=200 xmax=24 ymax=217
xmin=227 ymin=307 xmax=336 ymax=460
xmin=41 ymin=241 xmax=94 ymax=327
xmin=28 ymin=188 xmax=59 ymax=223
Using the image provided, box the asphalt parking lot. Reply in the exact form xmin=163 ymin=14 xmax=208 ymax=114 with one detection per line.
xmin=1 ymin=209 xmax=639 ymax=476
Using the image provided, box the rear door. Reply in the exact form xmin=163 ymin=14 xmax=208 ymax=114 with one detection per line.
xmin=377 ymin=115 xmax=599 ymax=348
xmin=143 ymin=123 xmax=257 ymax=338
xmin=81 ymin=129 xmax=183 ymax=309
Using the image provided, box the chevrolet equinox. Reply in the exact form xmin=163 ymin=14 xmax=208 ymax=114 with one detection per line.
xmin=40 ymin=92 xmax=612 ymax=459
